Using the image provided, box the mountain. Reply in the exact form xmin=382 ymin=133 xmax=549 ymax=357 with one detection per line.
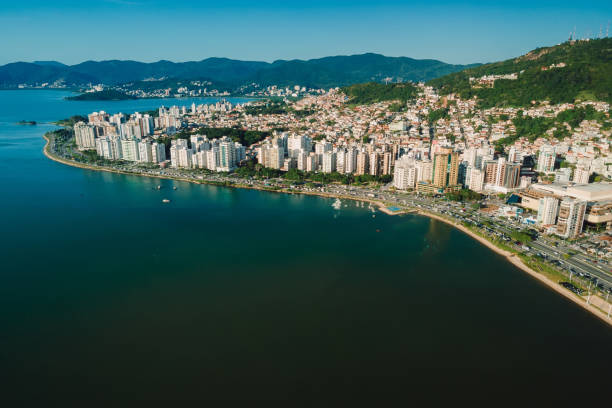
xmin=427 ymin=38 xmax=612 ymax=107
xmin=33 ymin=61 xmax=68 ymax=67
xmin=0 ymin=54 xmax=477 ymax=90
xmin=342 ymin=82 xmax=419 ymax=105
xmin=248 ymin=53 xmax=479 ymax=88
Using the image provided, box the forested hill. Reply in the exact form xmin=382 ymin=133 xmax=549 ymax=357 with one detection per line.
xmin=342 ymin=82 xmax=419 ymax=105
xmin=427 ymin=38 xmax=612 ymax=108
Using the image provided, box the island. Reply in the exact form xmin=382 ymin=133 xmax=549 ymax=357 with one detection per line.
xmin=16 ymin=120 xmax=37 ymax=125
xmin=66 ymin=90 xmax=138 ymax=101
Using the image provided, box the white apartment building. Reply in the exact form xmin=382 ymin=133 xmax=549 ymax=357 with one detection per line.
xmin=537 ymin=196 xmax=559 ymax=225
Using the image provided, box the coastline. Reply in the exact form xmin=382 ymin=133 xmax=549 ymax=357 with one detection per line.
xmin=420 ymin=210 xmax=612 ymax=326
xmin=43 ymin=135 xmax=612 ymax=327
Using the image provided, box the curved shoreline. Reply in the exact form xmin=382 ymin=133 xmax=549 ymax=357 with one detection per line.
xmin=43 ymin=135 xmax=612 ymax=327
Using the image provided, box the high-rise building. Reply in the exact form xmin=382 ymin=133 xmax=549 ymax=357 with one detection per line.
xmin=537 ymin=145 xmax=556 ymax=173
xmin=393 ymin=158 xmax=417 ymax=190
xmin=356 ymin=151 xmax=369 ymax=175
xmin=138 ymin=141 xmax=153 ymax=163
xmin=322 ymin=152 xmax=336 ymax=173
xmin=432 ymin=149 xmax=459 ymax=188
xmin=556 ymin=199 xmax=587 ymax=239
xmin=74 ymin=122 xmax=97 ymax=149
xmin=572 ymin=167 xmax=590 ymax=184
xmin=121 ymin=139 xmax=139 ymax=162
xmin=537 ymin=196 xmax=559 ymax=225
xmin=336 ymin=149 xmax=346 ymax=174
xmin=468 ymin=168 xmax=485 ymax=192
xmin=287 ymin=135 xmax=312 ymax=158
xmin=150 ymin=142 xmax=165 ymax=163
xmin=345 ymin=147 xmax=358 ymax=174
xmin=218 ymin=138 xmax=236 ymax=171
xmin=554 ymin=168 xmax=572 ymax=183
xmin=416 ymin=160 xmax=433 ymax=183
xmin=369 ymin=152 xmax=380 ymax=176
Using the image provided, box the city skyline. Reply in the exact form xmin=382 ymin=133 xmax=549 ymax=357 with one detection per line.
xmin=1 ymin=0 xmax=611 ymax=65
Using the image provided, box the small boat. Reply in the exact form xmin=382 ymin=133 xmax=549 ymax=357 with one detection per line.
xmin=173 ymin=186 xmax=177 ymax=190
xmin=156 ymin=185 xmax=161 ymax=190
xmin=332 ymin=198 xmax=342 ymax=210
xmin=162 ymin=199 xmax=171 ymax=203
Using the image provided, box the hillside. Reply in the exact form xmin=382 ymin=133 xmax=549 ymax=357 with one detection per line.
xmin=249 ymin=53 xmax=478 ymax=88
xmin=428 ymin=38 xmax=612 ymax=108
xmin=66 ymin=90 xmax=137 ymax=101
xmin=342 ymin=82 xmax=419 ymax=105
xmin=0 ymin=54 xmax=476 ymax=90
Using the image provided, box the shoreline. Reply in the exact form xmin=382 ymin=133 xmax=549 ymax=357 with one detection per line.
xmin=421 ymin=210 xmax=612 ymax=326
xmin=42 ymin=135 xmax=612 ymax=327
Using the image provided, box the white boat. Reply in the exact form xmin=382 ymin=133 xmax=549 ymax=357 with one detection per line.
xmin=162 ymin=199 xmax=171 ymax=203
xmin=332 ymin=198 xmax=342 ymax=210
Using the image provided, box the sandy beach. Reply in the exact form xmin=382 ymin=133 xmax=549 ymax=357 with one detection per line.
xmin=43 ymin=135 xmax=612 ymax=326
xmin=420 ymin=210 xmax=612 ymax=326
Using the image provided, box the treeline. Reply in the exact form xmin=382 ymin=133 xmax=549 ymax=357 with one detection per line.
xmin=54 ymin=115 xmax=88 ymax=127
xmin=428 ymin=38 xmax=612 ymax=107
xmin=342 ymin=82 xmax=418 ymax=105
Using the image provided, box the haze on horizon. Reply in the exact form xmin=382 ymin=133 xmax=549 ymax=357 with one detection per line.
xmin=1 ymin=0 xmax=610 ymax=66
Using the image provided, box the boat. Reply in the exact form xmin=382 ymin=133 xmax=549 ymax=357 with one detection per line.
xmin=173 ymin=186 xmax=177 ymax=190
xmin=156 ymin=185 xmax=161 ymax=190
xmin=162 ymin=199 xmax=171 ymax=203
xmin=332 ymin=198 xmax=342 ymax=210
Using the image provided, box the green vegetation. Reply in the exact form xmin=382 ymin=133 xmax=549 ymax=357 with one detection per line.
xmin=244 ymin=101 xmax=315 ymax=118
xmin=66 ymin=90 xmax=137 ymax=101
xmin=428 ymin=38 xmax=612 ymax=107
xmin=244 ymin=101 xmax=288 ymax=115
xmin=388 ymin=102 xmax=406 ymax=112
xmin=342 ymin=82 xmax=418 ymax=105
xmin=54 ymin=115 xmax=88 ymax=127
xmin=509 ymin=230 xmax=533 ymax=243
xmin=427 ymin=108 xmax=450 ymax=123
xmin=494 ymin=105 xmax=611 ymax=150
xmin=445 ymin=189 xmax=483 ymax=202
xmin=16 ymin=120 xmax=36 ymax=125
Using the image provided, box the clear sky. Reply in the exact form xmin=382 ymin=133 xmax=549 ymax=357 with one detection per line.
xmin=1 ymin=0 xmax=610 ymax=65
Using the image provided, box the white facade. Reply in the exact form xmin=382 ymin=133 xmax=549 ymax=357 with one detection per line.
xmin=537 ymin=196 xmax=559 ymax=225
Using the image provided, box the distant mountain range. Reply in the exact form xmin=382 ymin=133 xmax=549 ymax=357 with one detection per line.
xmin=0 ymin=53 xmax=479 ymax=90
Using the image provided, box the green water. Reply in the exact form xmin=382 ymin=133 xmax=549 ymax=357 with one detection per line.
xmin=0 ymin=91 xmax=610 ymax=405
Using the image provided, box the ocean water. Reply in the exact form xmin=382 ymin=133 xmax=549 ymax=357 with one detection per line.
xmin=0 ymin=90 xmax=610 ymax=405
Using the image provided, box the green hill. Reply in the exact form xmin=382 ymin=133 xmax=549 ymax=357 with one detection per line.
xmin=428 ymin=38 xmax=612 ymax=108
xmin=342 ymin=82 xmax=418 ymax=105
xmin=66 ymin=90 xmax=138 ymax=101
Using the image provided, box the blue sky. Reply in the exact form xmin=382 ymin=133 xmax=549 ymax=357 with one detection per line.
xmin=1 ymin=1 xmax=610 ymax=65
